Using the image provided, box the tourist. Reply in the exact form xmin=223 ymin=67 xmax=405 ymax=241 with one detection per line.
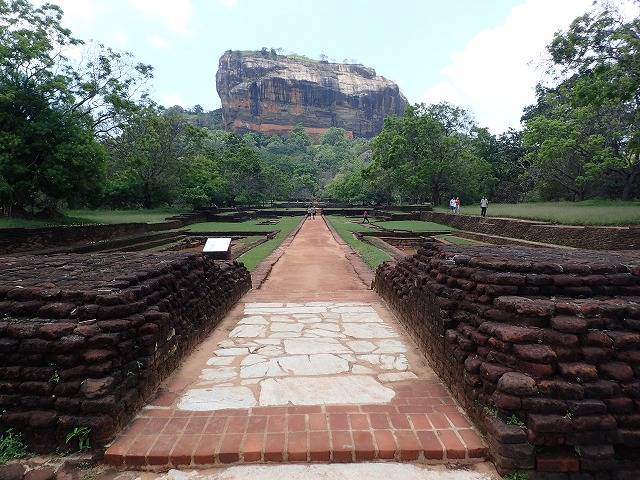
xmin=455 ymin=197 xmax=460 ymax=214
xmin=362 ymin=210 xmax=370 ymax=223
xmin=307 ymin=206 xmax=312 ymax=219
xmin=449 ymin=197 xmax=456 ymax=214
xmin=480 ymin=196 xmax=488 ymax=217
xmin=311 ymin=206 xmax=316 ymax=219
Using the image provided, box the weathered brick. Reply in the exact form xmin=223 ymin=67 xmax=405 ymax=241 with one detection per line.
xmin=513 ymin=344 xmax=557 ymax=364
xmin=558 ymin=363 xmax=598 ymax=382
xmin=528 ymin=414 xmax=573 ymax=433
xmin=598 ymin=362 xmax=634 ymax=382
xmin=550 ymin=316 xmax=588 ymax=333
xmin=485 ymin=416 xmax=528 ymax=444
xmin=497 ymin=372 xmax=538 ymax=396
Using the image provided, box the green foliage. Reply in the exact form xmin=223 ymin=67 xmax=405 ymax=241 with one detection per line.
xmin=506 ymin=414 xmax=527 ymax=429
xmin=66 ymin=427 xmax=91 ymax=451
xmin=484 ymin=406 xmax=500 ymax=419
xmin=524 ymin=1 xmax=640 ymax=201
xmin=502 ymin=473 xmax=529 ymax=480
xmin=0 ymin=428 xmax=27 ymax=464
xmin=370 ymin=102 xmax=495 ymax=206
xmin=0 ymin=0 xmax=152 ymax=216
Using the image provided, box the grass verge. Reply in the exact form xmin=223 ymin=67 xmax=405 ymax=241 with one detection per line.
xmin=324 ymin=215 xmax=392 ymax=271
xmin=233 ymin=217 xmax=303 ymax=271
xmin=433 ymin=200 xmax=640 ymax=226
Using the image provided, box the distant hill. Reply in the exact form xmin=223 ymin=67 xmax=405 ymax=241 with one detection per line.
xmin=215 ymin=50 xmax=408 ymax=138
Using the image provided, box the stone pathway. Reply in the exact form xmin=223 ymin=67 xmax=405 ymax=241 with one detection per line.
xmin=103 ymin=215 xmax=497 ymax=478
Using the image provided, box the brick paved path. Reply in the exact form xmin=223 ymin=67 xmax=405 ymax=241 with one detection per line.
xmin=104 ymin=215 xmax=489 ymax=470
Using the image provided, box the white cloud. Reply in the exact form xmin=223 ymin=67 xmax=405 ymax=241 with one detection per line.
xmin=420 ymin=0 xmax=592 ymax=134
xmin=217 ymin=0 xmax=239 ymax=7
xmin=160 ymin=93 xmax=186 ymax=108
xmin=110 ymin=28 xmax=129 ymax=48
xmin=147 ymin=34 xmax=171 ymax=50
xmin=129 ymin=0 xmax=195 ymax=35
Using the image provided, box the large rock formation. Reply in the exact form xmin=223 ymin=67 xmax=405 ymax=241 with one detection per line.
xmin=216 ymin=50 xmax=408 ymax=138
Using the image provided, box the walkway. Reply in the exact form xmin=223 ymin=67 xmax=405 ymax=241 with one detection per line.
xmin=103 ymin=215 xmax=496 ymax=478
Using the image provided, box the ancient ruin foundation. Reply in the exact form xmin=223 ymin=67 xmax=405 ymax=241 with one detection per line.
xmin=0 ymin=252 xmax=251 ymax=452
xmin=374 ymin=240 xmax=640 ymax=478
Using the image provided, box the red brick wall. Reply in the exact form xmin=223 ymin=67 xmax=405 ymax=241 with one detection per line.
xmin=421 ymin=212 xmax=639 ymax=250
xmin=0 ymin=252 xmax=251 ymax=452
xmin=374 ymin=240 xmax=640 ymax=477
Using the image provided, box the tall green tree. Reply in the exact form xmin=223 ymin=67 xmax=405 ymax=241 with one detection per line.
xmin=370 ymin=102 xmax=491 ymax=205
xmin=525 ymin=0 xmax=640 ymax=200
xmin=0 ymin=0 xmax=152 ymax=214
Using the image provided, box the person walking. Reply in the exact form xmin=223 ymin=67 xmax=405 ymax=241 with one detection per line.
xmin=480 ymin=196 xmax=488 ymax=217
xmin=449 ymin=197 xmax=456 ymax=214
xmin=362 ymin=210 xmax=370 ymax=223
xmin=311 ymin=206 xmax=316 ymax=219
xmin=455 ymin=197 xmax=460 ymax=214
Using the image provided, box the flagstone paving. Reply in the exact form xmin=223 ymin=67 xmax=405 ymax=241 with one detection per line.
xmin=104 ymin=215 xmax=495 ymax=477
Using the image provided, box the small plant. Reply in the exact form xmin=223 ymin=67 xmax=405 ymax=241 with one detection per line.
xmin=0 ymin=428 xmax=27 ymax=464
xmin=49 ymin=370 xmax=60 ymax=383
xmin=564 ymin=412 xmax=573 ymax=419
xmin=503 ymin=472 xmax=529 ymax=480
xmin=484 ymin=406 xmax=500 ymax=419
xmin=136 ymin=360 xmax=143 ymax=369
xmin=506 ymin=414 xmax=527 ymax=429
xmin=66 ymin=427 xmax=91 ymax=451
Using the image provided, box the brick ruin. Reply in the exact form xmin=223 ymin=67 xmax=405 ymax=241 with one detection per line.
xmin=420 ymin=211 xmax=639 ymax=250
xmin=0 ymin=252 xmax=251 ymax=452
xmin=374 ymin=240 xmax=640 ymax=478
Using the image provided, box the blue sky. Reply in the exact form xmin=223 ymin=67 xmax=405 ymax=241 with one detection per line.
xmin=32 ymin=0 xmax=607 ymax=134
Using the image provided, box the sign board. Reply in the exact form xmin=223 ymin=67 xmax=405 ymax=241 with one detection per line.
xmin=203 ymin=237 xmax=232 ymax=260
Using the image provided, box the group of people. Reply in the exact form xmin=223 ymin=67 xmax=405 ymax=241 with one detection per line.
xmin=306 ymin=205 xmax=317 ymax=219
xmin=450 ymin=196 xmax=489 ymax=217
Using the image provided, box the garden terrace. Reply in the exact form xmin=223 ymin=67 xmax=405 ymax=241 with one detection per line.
xmin=0 ymin=252 xmax=251 ymax=452
xmin=421 ymin=211 xmax=639 ymax=250
xmin=374 ymin=240 xmax=640 ymax=478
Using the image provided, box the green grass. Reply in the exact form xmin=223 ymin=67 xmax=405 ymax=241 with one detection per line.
xmin=187 ymin=217 xmax=301 ymax=233
xmin=324 ymin=215 xmax=392 ymax=271
xmin=433 ymin=200 xmax=640 ymax=226
xmin=0 ymin=208 xmax=188 ymax=228
xmin=234 ymin=217 xmax=303 ymax=271
xmin=374 ymin=220 xmax=453 ymax=232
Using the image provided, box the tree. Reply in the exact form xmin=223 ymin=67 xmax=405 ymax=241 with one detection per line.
xmin=0 ymin=0 xmax=152 ymax=214
xmin=104 ymin=107 xmax=201 ymax=208
xmin=531 ymin=0 xmax=640 ymax=200
xmin=370 ymin=103 xmax=491 ymax=205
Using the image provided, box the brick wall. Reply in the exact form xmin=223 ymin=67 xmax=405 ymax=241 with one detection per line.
xmin=421 ymin=212 xmax=639 ymax=250
xmin=0 ymin=252 xmax=251 ymax=452
xmin=0 ymin=212 xmax=208 ymax=254
xmin=374 ymin=240 xmax=640 ymax=478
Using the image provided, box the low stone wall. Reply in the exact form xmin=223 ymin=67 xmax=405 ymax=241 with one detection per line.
xmin=373 ymin=241 xmax=640 ymax=478
xmin=0 ymin=212 xmax=208 ymax=254
xmin=0 ymin=252 xmax=251 ymax=452
xmin=421 ymin=212 xmax=639 ymax=250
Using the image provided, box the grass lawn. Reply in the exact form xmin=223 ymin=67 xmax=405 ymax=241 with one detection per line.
xmin=0 ymin=208 xmax=189 ymax=228
xmin=324 ymin=215 xmax=392 ymax=271
xmin=433 ymin=200 xmax=640 ymax=226
xmin=187 ymin=217 xmax=301 ymax=233
xmin=373 ymin=220 xmax=453 ymax=232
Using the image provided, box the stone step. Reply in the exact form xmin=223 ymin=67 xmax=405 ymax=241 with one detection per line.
xmin=104 ymin=401 xmax=488 ymax=468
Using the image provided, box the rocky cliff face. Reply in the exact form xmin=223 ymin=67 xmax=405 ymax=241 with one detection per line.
xmin=216 ymin=50 xmax=408 ymax=138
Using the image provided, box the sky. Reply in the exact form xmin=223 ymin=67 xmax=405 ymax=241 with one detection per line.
xmin=28 ymin=0 xmax=617 ymax=135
